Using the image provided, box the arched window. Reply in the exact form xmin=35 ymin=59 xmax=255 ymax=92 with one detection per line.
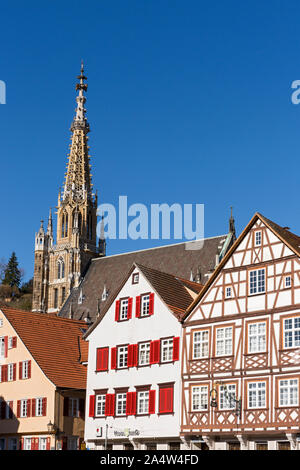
xmin=78 ymin=212 xmax=82 ymax=235
xmin=57 ymin=258 xmax=65 ymax=280
xmin=61 ymin=212 xmax=68 ymax=238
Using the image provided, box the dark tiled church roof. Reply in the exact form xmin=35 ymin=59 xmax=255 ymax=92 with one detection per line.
xmin=59 ymin=234 xmax=233 ymax=322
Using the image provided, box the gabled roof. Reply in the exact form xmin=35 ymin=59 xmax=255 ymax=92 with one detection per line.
xmin=83 ymin=263 xmax=202 ymax=339
xmin=1 ymin=307 xmax=88 ymax=389
xmin=59 ymin=233 xmax=233 ymax=322
xmin=183 ymin=212 xmax=300 ymax=322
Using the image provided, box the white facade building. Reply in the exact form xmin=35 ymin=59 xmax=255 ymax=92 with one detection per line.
xmin=84 ymin=263 xmax=200 ymax=450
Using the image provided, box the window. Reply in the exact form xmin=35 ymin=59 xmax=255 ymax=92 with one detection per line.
xmin=255 ymin=231 xmax=262 ymax=246
xmin=219 ymin=384 xmax=236 ymax=410
xmin=283 ymin=317 xmax=300 ymax=349
xmin=120 ymin=299 xmax=129 ymax=321
xmin=140 ymin=294 xmax=150 ymax=317
xmin=21 ymin=360 xmax=30 ymax=379
xmin=0 ymin=337 xmax=5 ymax=359
xmin=68 ymin=398 xmax=79 ymax=417
xmin=285 ymin=276 xmax=292 ymax=288
xmin=62 ymin=287 xmax=66 ymax=303
xmin=5 ymin=401 xmax=13 ymax=419
xmin=248 ymin=382 xmax=266 ymax=409
xmin=96 ymin=347 xmax=109 ymax=371
xmin=248 ymin=322 xmax=266 ymax=353
xmin=57 ymin=259 xmax=65 ymax=279
xmin=36 ymin=398 xmax=44 ymax=417
xmin=159 ymin=385 xmax=174 ymax=414
xmin=8 ymin=337 xmax=13 ymax=349
xmin=193 ymin=330 xmax=209 ymax=359
xmin=39 ymin=438 xmax=47 ymax=451
xmin=191 ymin=386 xmax=208 ymax=411
xmin=279 ymin=379 xmax=298 ymax=407
xmin=8 ymin=438 xmax=17 ymax=450
xmin=68 ymin=437 xmax=78 ymax=450
xmin=249 ymin=269 xmax=265 ymax=295
xmin=24 ymin=438 xmax=31 ymax=451
xmin=117 ymin=346 xmax=128 ymax=369
xmin=54 ymin=288 xmax=58 ymax=309
xmin=116 ymin=393 xmax=127 ymax=416
xmin=161 ymin=338 xmax=174 ymax=363
xmin=0 ymin=438 xmax=5 ymax=450
xmin=0 ymin=319 xmax=3 ymax=328
xmin=95 ymin=395 xmax=106 ymax=417
xmin=216 ymin=327 xmax=233 ymax=356
xmin=137 ymin=391 xmax=149 ymax=415
xmin=20 ymin=399 xmax=28 ymax=418
xmin=225 ymin=287 xmax=232 ymax=298
xmin=132 ymin=273 xmax=139 ymax=284
xmin=138 ymin=342 xmax=150 ymax=366
xmin=7 ymin=364 xmax=14 ymax=382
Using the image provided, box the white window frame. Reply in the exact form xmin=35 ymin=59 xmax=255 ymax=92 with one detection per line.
xmin=8 ymin=337 xmax=13 ymax=349
xmin=116 ymin=393 xmax=127 ymax=416
xmin=117 ymin=346 xmax=128 ymax=369
xmin=138 ymin=342 xmax=150 ymax=366
xmin=225 ymin=287 xmax=232 ymax=298
xmin=39 ymin=437 xmax=47 ymax=450
xmin=5 ymin=401 xmax=12 ymax=419
xmin=285 ymin=276 xmax=292 ymax=288
xmin=137 ymin=391 xmax=149 ymax=415
xmin=22 ymin=361 xmax=29 ymax=379
xmin=219 ymin=384 xmax=236 ymax=410
xmin=248 ymin=321 xmax=266 ymax=353
xmin=215 ymin=327 xmax=233 ymax=357
xmin=20 ymin=399 xmax=28 ymax=418
xmin=279 ymin=378 xmax=298 ymax=407
xmin=23 ymin=437 xmax=31 ymax=450
xmin=283 ymin=317 xmax=300 ymax=349
xmin=35 ymin=398 xmax=44 ymax=417
xmin=248 ymin=382 xmax=266 ymax=409
xmin=0 ymin=337 xmax=5 ymax=359
xmin=140 ymin=294 xmax=150 ymax=317
xmin=191 ymin=385 xmax=208 ymax=411
xmin=193 ymin=330 xmax=209 ymax=359
xmin=95 ymin=394 xmax=106 ymax=417
xmin=119 ymin=299 xmax=129 ymax=321
xmin=68 ymin=398 xmax=79 ymax=417
xmin=161 ymin=338 xmax=174 ymax=363
xmin=249 ymin=268 xmax=265 ymax=295
xmin=7 ymin=363 xmax=14 ymax=382
xmin=255 ymin=231 xmax=262 ymax=247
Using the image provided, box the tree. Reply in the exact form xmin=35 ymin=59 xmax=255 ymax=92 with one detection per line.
xmin=2 ymin=252 xmax=22 ymax=288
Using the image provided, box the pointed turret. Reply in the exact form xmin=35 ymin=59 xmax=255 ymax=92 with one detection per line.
xmin=229 ymin=206 xmax=236 ymax=241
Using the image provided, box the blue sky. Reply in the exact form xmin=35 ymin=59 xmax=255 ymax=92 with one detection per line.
xmin=1 ymin=0 xmax=300 ymax=281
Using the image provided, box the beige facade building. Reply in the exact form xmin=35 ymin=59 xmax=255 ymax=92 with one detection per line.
xmin=32 ymin=64 xmax=104 ymax=314
xmin=0 ymin=306 xmax=87 ymax=450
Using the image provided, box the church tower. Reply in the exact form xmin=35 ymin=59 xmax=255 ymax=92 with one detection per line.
xmin=32 ymin=63 xmax=104 ymax=313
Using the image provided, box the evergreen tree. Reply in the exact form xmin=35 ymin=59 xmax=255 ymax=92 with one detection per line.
xmin=2 ymin=252 xmax=21 ymax=288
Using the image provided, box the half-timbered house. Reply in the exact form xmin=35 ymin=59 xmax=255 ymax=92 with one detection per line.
xmin=181 ymin=213 xmax=300 ymax=450
xmin=83 ymin=263 xmax=201 ymax=450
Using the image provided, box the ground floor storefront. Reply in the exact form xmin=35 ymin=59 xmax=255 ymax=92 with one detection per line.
xmin=86 ymin=437 xmax=187 ymax=450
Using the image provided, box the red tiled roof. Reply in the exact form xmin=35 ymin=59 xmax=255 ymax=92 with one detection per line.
xmin=1 ymin=307 xmax=87 ymax=389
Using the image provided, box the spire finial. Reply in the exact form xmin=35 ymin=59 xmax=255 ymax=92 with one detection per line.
xmin=229 ymin=206 xmax=236 ymax=240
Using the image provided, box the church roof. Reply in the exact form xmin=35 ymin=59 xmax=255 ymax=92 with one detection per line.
xmin=59 ymin=233 xmax=233 ymax=322
xmin=0 ymin=307 xmax=88 ymax=389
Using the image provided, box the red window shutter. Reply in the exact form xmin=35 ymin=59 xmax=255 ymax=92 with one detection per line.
xmin=42 ymin=397 xmax=47 ymax=416
xmin=13 ymin=363 xmax=16 ymax=381
xmin=127 ymin=344 xmax=134 ymax=368
xmin=115 ymin=300 xmax=120 ymax=321
xmin=109 ymin=394 xmax=115 ymax=416
xmin=31 ymin=398 xmax=36 ymax=417
xmin=96 ymin=347 xmax=109 ymax=371
xmin=136 ymin=296 xmax=141 ymax=317
xmin=126 ymin=392 xmax=132 ymax=416
xmin=20 ymin=438 xmax=24 ymax=450
xmin=27 ymin=399 xmax=31 ymax=418
xmin=12 ymin=337 xmax=17 ymax=348
xmin=172 ymin=337 xmax=180 ymax=361
xmin=0 ymin=365 xmax=2 ymax=383
xmin=19 ymin=362 xmax=22 ymax=379
xmin=4 ymin=336 xmax=8 ymax=358
xmin=127 ymin=297 xmax=133 ymax=319
xmin=133 ymin=344 xmax=138 ymax=367
xmin=105 ymin=394 xmax=115 ymax=416
xmin=149 ymin=293 xmax=154 ymax=315
xmin=149 ymin=390 xmax=156 ymax=414
xmin=28 ymin=361 xmax=31 ymax=379
xmin=89 ymin=395 xmax=95 ymax=417
xmin=150 ymin=340 xmax=160 ymax=364
xmin=159 ymin=387 xmax=174 ymax=413
xmin=2 ymin=365 xmax=7 ymax=382
xmin=17 ymin=400 xmax=21 ymax=418
xmin=46 ymin=437 xmax=51 ymax=450
xmin=111 ymin=347 xmax=117 ymax=370
xmin=63 ymin=397 xmax=69 ymax=416
xmin=31 ymin=438 xmax=34 ymax=450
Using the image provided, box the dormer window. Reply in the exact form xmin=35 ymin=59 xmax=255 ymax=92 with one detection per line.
xmin=132 ymin=273 xmax=139 ymax=284
xmin=101 ymin=285 xmax=109 ymax=301
xmin=255 ymin=231 xmax=262 ymax=247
